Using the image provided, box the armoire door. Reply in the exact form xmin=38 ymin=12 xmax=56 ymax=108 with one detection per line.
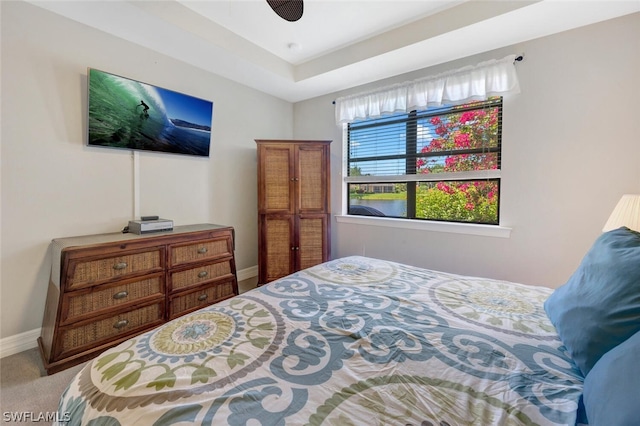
xmin=259 ymin=215 xmax=295 ymax=283
xmin=296 ymin=144 xmax=330 ymax=214
xmin=258 ymin=144 xmax=295 ymax=214
xmin=297 ymin=214 xmax=329 ymax=271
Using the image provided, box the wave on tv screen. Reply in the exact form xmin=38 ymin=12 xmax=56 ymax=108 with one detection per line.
xmin=87 ymin=68 xmax=213 ymax=157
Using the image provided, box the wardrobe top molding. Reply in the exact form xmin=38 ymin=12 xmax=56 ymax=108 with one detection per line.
xmin=255 ymin=139 xmax=332 ymax=145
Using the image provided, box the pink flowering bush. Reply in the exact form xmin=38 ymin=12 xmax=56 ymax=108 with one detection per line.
xmin=415 ymin=102 xmax=500 ymax=224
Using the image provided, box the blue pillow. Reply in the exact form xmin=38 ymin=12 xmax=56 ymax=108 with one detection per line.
xmin=583 ymin=330 xmax=640 ymax=426
xmin=544 ymin=226 xmax=640 ymax=376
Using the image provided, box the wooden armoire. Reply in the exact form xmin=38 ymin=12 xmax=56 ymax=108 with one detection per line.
xmin=256 ymin=139 xmax=331 ymax=285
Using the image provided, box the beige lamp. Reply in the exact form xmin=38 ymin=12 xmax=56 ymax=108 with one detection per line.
xmin=602 ymin=194 xmax=640 ymax=232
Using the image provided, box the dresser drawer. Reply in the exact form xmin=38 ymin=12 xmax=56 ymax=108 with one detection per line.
xmin=169 ymin=280 xmax=236 ymax=319
xmin=61 ymin=274 xmax=164 ymax=325
xmin=170 ymin=237 xmax=232 ymax=267
xmin=57 ymin=302 xmax=164 ymax=358
xmin=67 ymin=248 xmax=163 ymax=290
xmin=169 ymin=259 xmax=233 ymax=292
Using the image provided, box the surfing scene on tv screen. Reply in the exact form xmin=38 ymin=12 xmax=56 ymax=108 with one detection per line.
xmin=87 ymin=68 xmax=213 ymax=157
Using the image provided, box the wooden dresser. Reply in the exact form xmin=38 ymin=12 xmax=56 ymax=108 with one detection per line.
xmin=38 ymin=224 xmax=238 ymax=374
xmin=256 ymin=139 xmax=331 ymax=285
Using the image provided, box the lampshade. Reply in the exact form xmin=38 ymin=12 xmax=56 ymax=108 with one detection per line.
xmin=602 ymin=194 xmax=640 ymax=232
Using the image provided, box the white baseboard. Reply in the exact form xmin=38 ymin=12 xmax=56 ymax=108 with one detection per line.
xmin=237 ymin=265 xmax=258 ymax=282
xmin=0 ymin=328 xmax=41 ymax=359
xmin=0 ymin=265 xmax=259 ymax=359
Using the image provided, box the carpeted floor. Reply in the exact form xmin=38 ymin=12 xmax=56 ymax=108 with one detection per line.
xmin=0 ymin=348 xmax=86 ymax=425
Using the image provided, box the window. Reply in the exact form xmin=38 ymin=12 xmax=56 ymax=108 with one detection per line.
xmin=346 ymin=97 xmax=502 ymax=225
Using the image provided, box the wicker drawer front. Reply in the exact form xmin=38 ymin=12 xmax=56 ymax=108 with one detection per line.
xmin=63 ymin=275 xmax=164 ymax=324
xmin=59 ymin=302 xmax=163 ymax=355
xmin=68 ymin=249 xmax=162 ymax=289
xmin=170 ymin=238 xmax=231 ymax=267
xmin=169 ymin=280 xmax=236 ymax=319
xmin=170 ymin=260 xmax=233 ymax=291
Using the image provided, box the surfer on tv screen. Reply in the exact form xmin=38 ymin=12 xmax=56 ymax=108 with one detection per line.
xmin=138 ymin=100 xmax=150 ymax=116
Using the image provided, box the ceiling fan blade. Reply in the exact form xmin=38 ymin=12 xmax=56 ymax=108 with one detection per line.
xmin=266 ymin=0 xmax=304 ymax=22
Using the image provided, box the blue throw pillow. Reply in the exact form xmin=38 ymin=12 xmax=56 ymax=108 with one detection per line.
xmin=583 ymin=330 xmax=640 ymax=426
xmin=543 ymin=226 xmax=640 ymax=376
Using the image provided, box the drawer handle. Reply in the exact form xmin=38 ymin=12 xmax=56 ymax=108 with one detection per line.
xmin=113 ymin=291 xmax=129 ymax=300
xmin=113 ymin=319 xmax=129 ymax=329
xmin=113 ymin=262 xmax=128 ymax=270
xmin=197 ymin=294 xmax=208 ymax=301
xmin=197 ymin=247 xmax=208 ymax=254
xmin=198 ymin=271 xmax=209 ymax=278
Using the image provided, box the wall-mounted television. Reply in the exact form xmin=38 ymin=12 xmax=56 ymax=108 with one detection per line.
xmin=87 ymin=68 xmax=213 ymax=157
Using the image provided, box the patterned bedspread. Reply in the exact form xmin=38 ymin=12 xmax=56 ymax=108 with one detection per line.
xmin=56 ymin=256 xmax=584 ymax=425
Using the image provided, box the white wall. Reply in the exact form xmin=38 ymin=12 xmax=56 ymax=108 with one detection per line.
xmin=0 ymin=2 xmax=293 ymax=340
xmin=1 ymin=2 xmax=638 ymax=346
xmin=294 ymin=13 xmax=640 ymax=288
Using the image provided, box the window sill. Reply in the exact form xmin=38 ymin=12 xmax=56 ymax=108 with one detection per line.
xmin=335 ymin=215 xmax=512 ymax=238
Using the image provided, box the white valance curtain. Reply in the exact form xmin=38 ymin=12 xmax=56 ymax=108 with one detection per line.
xmin=335 ymin=54 xmax=521 ymax=124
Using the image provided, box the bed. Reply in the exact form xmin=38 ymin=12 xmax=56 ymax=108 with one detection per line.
xmin=55 ymin=254 xmax=590 ymax=425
